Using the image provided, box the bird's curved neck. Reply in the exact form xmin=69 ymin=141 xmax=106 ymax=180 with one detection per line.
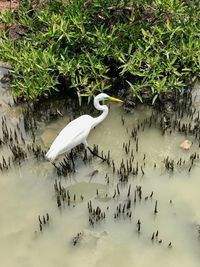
xmin=92 ymin=99 xmax=109 ymax=128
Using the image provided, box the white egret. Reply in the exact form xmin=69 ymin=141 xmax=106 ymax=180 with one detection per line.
xmin=45 ymin=93 xmax=123 ymax=161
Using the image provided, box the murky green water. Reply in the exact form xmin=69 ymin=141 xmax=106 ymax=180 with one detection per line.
xmin=1 ymin=67 xmax=200 ymax=267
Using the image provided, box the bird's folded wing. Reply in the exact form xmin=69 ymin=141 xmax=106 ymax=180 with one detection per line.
xmin=48 ymin=115 xmax=93 ymax=151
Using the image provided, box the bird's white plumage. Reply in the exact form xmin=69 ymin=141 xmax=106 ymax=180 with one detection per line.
xmin=46 ymin=115 xmax=93 ymax=161
xmin=45 ymin=93 xmax=122 ymax=161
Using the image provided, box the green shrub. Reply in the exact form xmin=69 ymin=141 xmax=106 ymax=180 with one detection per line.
xmin=0 ymin=0 xmax=200 ymax=102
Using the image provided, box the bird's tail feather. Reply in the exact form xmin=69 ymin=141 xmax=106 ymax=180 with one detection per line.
xmin=45 ymin=148 xmax=58 ymax=161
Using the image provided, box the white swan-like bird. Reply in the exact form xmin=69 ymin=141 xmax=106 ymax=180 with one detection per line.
xmin=45 ymin=93 xmax=123 ymax=161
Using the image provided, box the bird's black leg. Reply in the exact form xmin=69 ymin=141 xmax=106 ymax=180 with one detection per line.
xmin=87 ymin=146 xmax=106 ymax=161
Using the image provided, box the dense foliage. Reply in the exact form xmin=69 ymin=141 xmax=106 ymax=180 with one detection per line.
xmin=0 ymin=0 xmax=200 ymax=103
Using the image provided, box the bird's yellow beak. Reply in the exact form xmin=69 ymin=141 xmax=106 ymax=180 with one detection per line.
xmin=109 ymin=96 xmax=123 ymax=103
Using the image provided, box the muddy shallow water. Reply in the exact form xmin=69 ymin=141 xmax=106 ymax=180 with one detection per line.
xmin=1 ymin=67 xmax=200 ymax=267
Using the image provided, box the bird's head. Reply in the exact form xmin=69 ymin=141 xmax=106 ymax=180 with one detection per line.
xmin=95 ymin=93 xmax=123 ymax=103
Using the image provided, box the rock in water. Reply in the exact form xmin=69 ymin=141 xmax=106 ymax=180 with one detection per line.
xmin=180 ymin=140 xmax=192 ymax=150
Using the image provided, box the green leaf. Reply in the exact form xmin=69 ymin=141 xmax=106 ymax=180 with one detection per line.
xmin=152 ymin=94 xmax=158 ymax=104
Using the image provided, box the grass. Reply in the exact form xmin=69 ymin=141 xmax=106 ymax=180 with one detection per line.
xmin=0 ymin=0 xmax=200 ymax=103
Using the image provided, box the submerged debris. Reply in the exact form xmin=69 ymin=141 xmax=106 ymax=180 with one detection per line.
xmin=72 ymin=232 xmax=82 ymax=246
